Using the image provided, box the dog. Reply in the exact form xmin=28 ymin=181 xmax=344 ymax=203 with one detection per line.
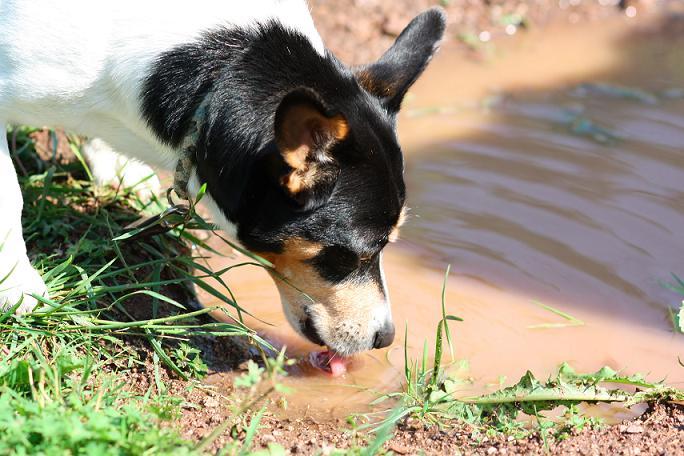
xmin=0 ymin=0 xmax=445 ymax=356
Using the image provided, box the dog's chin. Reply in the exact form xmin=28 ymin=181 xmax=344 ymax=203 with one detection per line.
xmin=287 ymin=309 xmax=370 ymax=356
xmin=305 ymin=328 xmax=372 ymax=357
xmin=325 ymin=340 xmax=372 ymax=358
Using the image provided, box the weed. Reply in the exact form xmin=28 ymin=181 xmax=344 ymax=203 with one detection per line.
xmin=457 ymin=32 xmax=482 ymax=51
xmin=200 ymin=352 xmax=293 ymax=455
xmin=498 ymin=13 xmax=527 ymax=28
xmin=572 ymin=82 xmax=659 ymax=105
xmin=357 ymin=267 xmax=684 ymax=445
xmin=671 ymin=304 xmax=684 ymax=334
xmin=170 ymin=342 xmax=210 ymax=378
xmin=527 ymin=300 xmax=584 ymax=329
xmin=554 ymin=404 xmax=602 ymax=440
xmin=358 ymin=266 xmax=464 ymax=430
xmin=0 ymin=334 xmax=197 ymax=454
xmin=567 ymin=115 xmax=618 ymax=145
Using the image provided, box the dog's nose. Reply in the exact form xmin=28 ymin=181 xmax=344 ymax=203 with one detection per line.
xmin=372 ymin=323 xmax=395 ymax=349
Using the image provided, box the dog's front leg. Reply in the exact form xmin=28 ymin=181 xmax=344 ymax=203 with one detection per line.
xmin=83 ymin=138 xmax=160 ymax=200
xmin=0 ymin=123 xmax=48 ymax=314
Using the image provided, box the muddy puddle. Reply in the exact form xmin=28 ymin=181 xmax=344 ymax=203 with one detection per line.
xmin=197 ymin=13 xmax=684 ymax=422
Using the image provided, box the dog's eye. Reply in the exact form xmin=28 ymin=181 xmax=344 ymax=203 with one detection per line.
xmin=309 ymin=245 xmax=360 ymax=283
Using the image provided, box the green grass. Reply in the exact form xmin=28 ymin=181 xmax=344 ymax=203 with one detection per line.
xmin=527 ymin=300 xmax=584 ymax=329
xmin=2 ymin=126 xmax=286 ymax=455
xmin=4 ymin=126 xmax=403 ymax=455
xmin=0 ymin=341 xmax=197 ymax=455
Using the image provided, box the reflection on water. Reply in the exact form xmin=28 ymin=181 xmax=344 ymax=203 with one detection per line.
xmin=199 ymin=15 xmax=684 ymax=421
xmin=405 ymin=93 xmax=684 ymax=322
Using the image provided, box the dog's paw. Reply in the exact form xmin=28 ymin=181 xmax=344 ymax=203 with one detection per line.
xmin=84 ymin=138 xmax=161 ymax=201
xmin=0 ymin=259 xmax=48 ymax=315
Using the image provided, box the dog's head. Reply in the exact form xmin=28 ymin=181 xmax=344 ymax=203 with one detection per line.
xmin=199 ymin=9 xmax=446 ymax=355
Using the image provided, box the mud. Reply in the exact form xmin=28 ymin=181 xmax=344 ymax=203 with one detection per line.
xmin=253 ymin=403 xmax=684 ymax=455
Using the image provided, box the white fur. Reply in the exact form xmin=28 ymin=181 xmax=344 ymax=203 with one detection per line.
xmin=0 ymin=0 xmax=324 ymax=169
xmin=83 ymin=139 xmax=161 ymax=199
xmin=0 ymin=0 xmax=322 ymax=312
xmin=0 ymin=124 xmax=48 ymax=313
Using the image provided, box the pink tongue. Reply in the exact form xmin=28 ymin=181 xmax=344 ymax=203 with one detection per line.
xmin=328 ymin=355 xmax=348 ymax=377
xmin=309 ymin=350 xmax=349 ymax=377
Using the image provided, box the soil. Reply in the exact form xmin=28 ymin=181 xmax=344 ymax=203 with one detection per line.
xmin=113 ymin=345 xmax=684 ymax=455
xmin=176 ymin=2 xmax=684 ymax=454
xmin=147 ymin=369 xmax=684 ymax=456
xmin=254 ymin=403 xmax=684 ymax=455
xmin=308 ymin=0 xmax=659 ymax=65
xmin=28 ymin=129 xmax=74 ymax=164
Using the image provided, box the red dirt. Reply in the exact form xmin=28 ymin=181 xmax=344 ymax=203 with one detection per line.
xmin=309 ymin=0 xmax=658 ymax=65
xmin=254 ymin=403 xmax=684 ymax=455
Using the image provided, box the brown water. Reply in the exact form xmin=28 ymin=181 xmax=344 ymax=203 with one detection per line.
xmin=199 ymin=14 xmax=684 ymax=421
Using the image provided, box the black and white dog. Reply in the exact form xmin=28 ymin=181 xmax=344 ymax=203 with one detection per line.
xmin=0 ymin=0 xmax=445 ymax=356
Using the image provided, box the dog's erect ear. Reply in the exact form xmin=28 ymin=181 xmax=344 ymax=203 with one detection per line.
xmin=273 ymin=88 xmax=348 ymax=210
xmin=354 ymin=7 xmax=446 ymax=113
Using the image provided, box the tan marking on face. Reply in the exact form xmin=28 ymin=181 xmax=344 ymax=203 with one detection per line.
xmin=277 ymin=103 xmax=348 ymax=195
xmin=310 ymin=279 xmax=388 ymax=356
xmin=388 ymin=206 xmax=408 ymax=243
xmin=262 ymin=238 xmax=335 ymax=310
xmin=260 ymin=238 xmax=388 ymax=353
xmin=275 ymin=271 xmax=387 ymax=354
xmin=259 ymin=239 xmax=323 ymax=305
xmin=318 ymin=280 xmax=386 ymax=320
xmin=281 ymin=162 xmax=323 ymax=195
xmin=258 ymin=238 xmax=323 ymax=278
xmin=328 ymin=114 xmax=349 ymax=141
xmin=282 ymin=143 xmax=309 ymax=170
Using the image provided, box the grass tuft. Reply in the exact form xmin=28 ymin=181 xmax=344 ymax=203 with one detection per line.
xmin=356 ymin=266 xmax=684 ymax=444
xmin=2 ymin=126 xmax=281 ymax=454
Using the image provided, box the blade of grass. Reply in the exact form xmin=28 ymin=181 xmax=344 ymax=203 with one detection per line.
xmin=528 ymin=300 xmax=584 ymax=329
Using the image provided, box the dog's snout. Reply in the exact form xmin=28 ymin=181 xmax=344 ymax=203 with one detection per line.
xmin=372 ymin=323 xmax=395 ymax=349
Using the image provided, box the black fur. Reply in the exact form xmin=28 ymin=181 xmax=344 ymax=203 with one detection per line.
xmin=141 ymin=10 xmax=444 ymax=287
xmin=355 ymin=7 xmax=446 ymax=112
